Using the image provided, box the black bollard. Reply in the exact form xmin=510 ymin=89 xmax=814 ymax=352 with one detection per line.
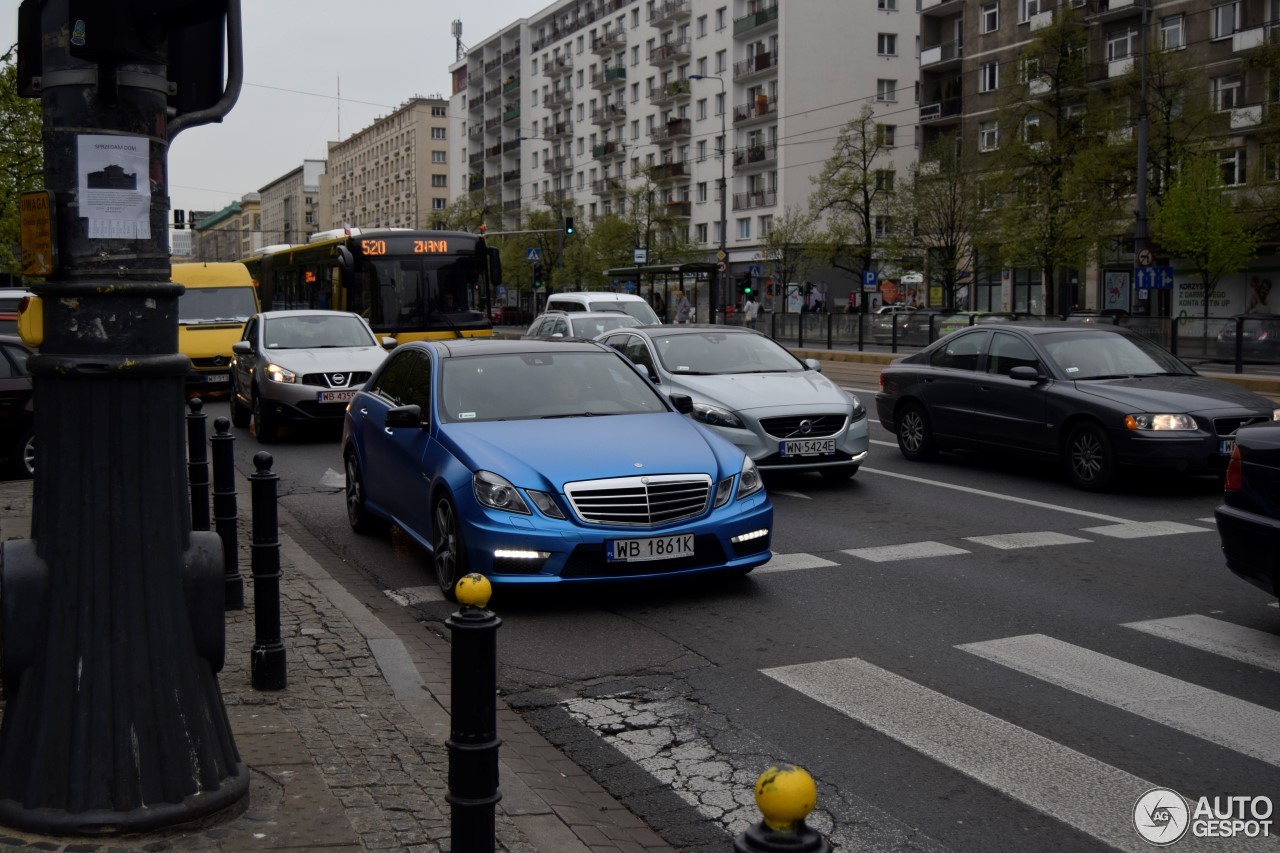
xmin=211 ymin=417 xmax=244 ymax=611
xmin=186 ymin=398 xmax=211 ymax=531
xmin=734 ymin=765 xmax=833 ymax=853
xmin=249 ymin=451 xmax=287 ymax=690
xmin=445 ymin=573 xmax=503 ymax=853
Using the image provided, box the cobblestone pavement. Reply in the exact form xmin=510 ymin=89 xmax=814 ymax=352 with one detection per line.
xmin=0 ymin=476 xmax=674 ymax=853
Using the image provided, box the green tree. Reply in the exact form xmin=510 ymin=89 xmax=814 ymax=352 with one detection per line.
xmin=0 ymin=47 xmax=45 ymax=279
xmin=761 ymin=206 xmax=819 ymax=311
xmin=1151 ymin=153 xmax=1260 ymax=332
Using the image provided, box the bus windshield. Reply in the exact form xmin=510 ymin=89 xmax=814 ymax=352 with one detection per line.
xmin=363 ymin=255 xmax=486 ymax=331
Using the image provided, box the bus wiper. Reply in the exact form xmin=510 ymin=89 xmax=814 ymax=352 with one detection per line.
xmin=436 ymin=309 xmax=465 ymax=339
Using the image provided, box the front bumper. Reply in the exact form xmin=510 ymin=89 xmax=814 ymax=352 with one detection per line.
xmin=258 ymin=381 xmax=356 ymax=423
xmin=1214 ymin=503 xmax=1280 ymax=596
xmin=707 ymin=415 xmax=870 ymax=473
xmin=1111 ymin=429 xmax=1232 ymax=475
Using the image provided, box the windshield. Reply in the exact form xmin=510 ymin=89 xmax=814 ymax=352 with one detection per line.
xmin=587 ymin=300 xmax=660 ymax=325
xmin=440 ymin=350 xmax=669 ymax=422
xmin=263 ymin=314 xmax=377 ymax=349
xmin=362 ymin=255 xmax=486 ymax=331
xmin=653 ymin=331 xmax=804 ymax=375
xmin=569 ymin=315 xmax=641 ymax=337
xmin=178 ymin=287 xmax=257 ymax=324
xmin=1040 ymin=331 xmax=1192 ymax=379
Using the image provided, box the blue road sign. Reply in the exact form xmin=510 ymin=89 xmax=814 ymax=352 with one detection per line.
xmin=863 ymin=269 xmax=877 ymax=287
xmin=526 ymin=247 xmax=541 ymax=262
xmin=748 ymin=264 xmax=761 ymax=277
xmin=1135 ymin=266 xmax=1174 ymax=290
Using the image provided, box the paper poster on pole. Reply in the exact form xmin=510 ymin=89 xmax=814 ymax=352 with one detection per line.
xmin=78 ymin=135 xmax=151 ymax=239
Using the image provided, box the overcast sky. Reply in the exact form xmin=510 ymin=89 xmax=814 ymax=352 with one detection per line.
xmin=2 ymin=1 xmax=547 ymax=217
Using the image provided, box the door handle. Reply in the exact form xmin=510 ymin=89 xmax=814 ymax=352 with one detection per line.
xmin=384 ymin=427 xmax=394 ymax=436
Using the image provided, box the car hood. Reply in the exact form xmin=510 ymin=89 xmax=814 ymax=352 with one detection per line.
xmin=438 ymin=412 xmax=741 ymax=491
xmin=270 ymin=346 xmax=388 ymax=374
xmin=664 ymin=370 xmax=851 ymax=413
xmin=1074 ymin=374 xmax=1277 ymax=414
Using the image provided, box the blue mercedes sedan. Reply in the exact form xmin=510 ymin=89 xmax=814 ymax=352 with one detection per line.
xmin=341 ymin=338 xmax=774 ymax=599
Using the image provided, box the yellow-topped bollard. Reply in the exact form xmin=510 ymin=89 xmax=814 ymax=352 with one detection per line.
xmin=454 ymin=572 xmax=493 ymax=609
xmin=734 ymin=764 xmax=831 ymax=853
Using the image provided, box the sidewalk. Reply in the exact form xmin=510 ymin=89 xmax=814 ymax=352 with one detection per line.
xmin=0 ymin=475 xmax=674 ymax=853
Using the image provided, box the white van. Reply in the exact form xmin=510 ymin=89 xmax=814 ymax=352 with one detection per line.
xmin=544 ymin=292 xmax=661 ymax=325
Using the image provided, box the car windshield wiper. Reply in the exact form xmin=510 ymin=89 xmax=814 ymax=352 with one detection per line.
xmin=1078 ymin=373 xmax=1134 ymax=380
xmin=668 ymin=369 xmax=715 ymax=375
xmin=539 ymin=411 xmax=620 ymax=419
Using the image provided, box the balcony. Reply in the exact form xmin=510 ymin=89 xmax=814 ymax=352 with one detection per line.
xmin=666 ymin=199 xmax=692 ymax=218
xmin=1107 ymin=55 xmax=1133 ymax=78
xmin=503 ymin=138 xmax=523 ymax=154
xmin=468 ymin=124 xmax=484 ymax=139
xmin=649 ymin=0 xmax=691 ymax=27
xmin=650 ymin=161 xmax=690 ymax=182
xmin=1084 ymin=0 xmax=1140 ymax=22
xmin=592 ymin=29 xmax=626 ymax=55
xmin=503 ymin=199 xmax=522 ymax=214
xmin=546 ymin=86 xmax=573 ymax=108
xmin=649 ymin=38 xmax=691 ymax=66
xmin=733 ymin=2 xmax=778 ymax=36
xmin=733 ymin=142 xmax=776 ymax=170
xmin=485 ymin=175 xmax=501 ymax=189
xmin=485 ymin=143 xmax=502 ymax=160
xmin=734 ymin=52 xmax=777 ymax=81
xmin=733 ymin=190 xmax=775 ymax=210
xmin=590 ymin=103 xmax=627 ymax=125
xmin=649 ymin=78 xmax=692 ymax=106
xmin=469 ymin=174 xmax=485 ymax=192
xmin=650 ymin=117 xmax=692 ymax=143
xmin=469 ymin=151 xmax=483 ymax=167
xmin=918 ymin=97 xmax=962 ymax=124
xmin=546 ymin=155 xmax=573 ymax=172
xmin=920 ymin=39 xmax=962 ymax=70
xmin=733 ymin=95 xmax=778 ymax=124
xmin=502 ymin=46 xmax=521 ymax=66
xmin=485 ymin=116 xmax=501 ymax=132
xmin=503 ymin=77 xmax=521 ymax=94
xmin=593 ymin=140 xmax=622 ymax=159
xmin=548 ymin=120 xmax=574 ymax=140
xmin=919 ymin=0 xmax=964 ymax=17
xmin=502 ymin=106 xmax=521 ymax=124
xmin=1230 ymin=105 xmax=1262 ymax=129
xmin=591 ymin=66 xmax=627 ymax=90
xmin=593 ymin=176 xmax=627 ymax=195
xmin=545 ymin=55 xmax=573 ymax=78
xmin=1234 ymin=26 xmax=1266 ymax=53
xmin=484 ymin=55 xmax=501 ymax=74
xmin=503 ymin=167 xmax=521 ymax=184
xmin=485 ymin=86 xmax=501 ymax=103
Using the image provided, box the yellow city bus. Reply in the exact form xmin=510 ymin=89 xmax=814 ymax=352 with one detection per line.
xmin=241 ymin=228 xmax=500 ymax=344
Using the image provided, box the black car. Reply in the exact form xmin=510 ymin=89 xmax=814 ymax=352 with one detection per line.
xmin=1214 ymin=314 xmax=1280 ymax=364
xmin=875 ymin=323 xmax=1280 ymax=490
xmin=1215 ymin=423 xmax=1280 ymax=600
xmin=0 ymin=334 xmax=34 ymax=478
xmin=870 ymin=308 xmax=958 ymax=347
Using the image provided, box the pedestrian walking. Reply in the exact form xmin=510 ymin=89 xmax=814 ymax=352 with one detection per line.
xmin=674 ymin=290 xmax=691 ymax=323
xmin=743 ymin=294 xmax=760 ymax=330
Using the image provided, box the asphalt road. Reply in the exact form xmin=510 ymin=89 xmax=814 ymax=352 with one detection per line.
xmin=197 ymin=382 xmax=1280 ymax=853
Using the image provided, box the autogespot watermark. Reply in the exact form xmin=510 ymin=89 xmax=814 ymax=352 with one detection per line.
xmin=1133 ymin=788 xmax=1273 ymax=846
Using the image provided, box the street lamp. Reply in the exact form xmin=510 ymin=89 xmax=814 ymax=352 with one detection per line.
xmin=690 ymin=73 xmax=726 ymax=324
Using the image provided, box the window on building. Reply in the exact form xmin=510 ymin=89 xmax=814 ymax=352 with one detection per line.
xmin=877 ymin=79 xmax=897 ymax=101
xmin=1160 ymin=14 xmax=1185 ymax=49
xmin=716 ymin=50 xmax=727 ymax=73
xmin=877 ymin=124 xmax=896 ymax=146
xmin=697 ymin=181 xmax=708 ymax=201
xmin=697 ymin=140 xmax=707 ymax=160
xmin=759 ymin=215 xmax=772 ymax=238
xmin=431 ymin=174 xmax=447 ymax=187
xmin=878 ymin=34 xmax=897 ymax=56
xmin=980 ymin=62 xmax=999 ymax=93
xmin=431 ymin=150 xmax=446 ymax=163
xmin=432 ymin=198 xmax=447 ymax=210
xmin=874 ymin=216 xmax=892 ymax=237
xmin=716 ymin=6 xmax=726 ymax=30
xmin=432 ymin=106 xmax=446 ymax=117
xmin=875 ymin=169 xmax=895 ymax=191
xmin=716 ymin=92 xmax=725 ymax=115
xmin=1213 ymin=75 xmax=1242 ymax=110
xmin=431 ymin=127 xmax=447 ymax=139
xmin=878 ymin=0 xmax=897 ymax=9
xmin=1212 ymin=2 xmax=1239 ymax=38
xmin=695 ymin=223 xmax=708 ymax=242
xmin=1106 ymin=27 xmax=1137 ymax=60
xmin=1020 ymin=0 xmax=1039 ymax=22
xmin=697 ymin=98 xmax=708 ymax=120
xmin=979 ymin=120 xmax=999 ymax=152
xmin=1264 ymin=146 xmax=1280 ymax=183
xmin=1219 ymin=148 xmax=1246 ymax=185
xmin=737 ymin=218 xmax=751 ymax=239
xmin=697 ymin=15 xmax=707 ymax=36
xmin=1023 ymin=114 xmax=1042 ymax=143
xmin=981 ymin=2 xmax=999 ymax=33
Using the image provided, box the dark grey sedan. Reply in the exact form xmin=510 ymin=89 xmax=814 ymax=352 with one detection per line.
xmin=875 ymin=324 xmax=1280 ymax=490
xmin=1215 ymin=422 xmax=1280 ymax=601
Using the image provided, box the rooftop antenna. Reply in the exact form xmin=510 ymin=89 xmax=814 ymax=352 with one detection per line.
xmin=453 ymin=19 xmax=467 ymax=61
xmin=336 ymin=73 xmax=341 ymax=138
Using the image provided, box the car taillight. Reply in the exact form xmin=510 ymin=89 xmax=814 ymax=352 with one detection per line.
xmin=1224 ymin=445 xmax=1243 ymax=492
xmin=879 ymin=371 xmax=885 ymax=391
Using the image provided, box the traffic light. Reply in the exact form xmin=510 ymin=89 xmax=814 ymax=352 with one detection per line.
xmin=533 ymin=263 xmax=544 ymax=288
xmin=564 ymin=217 xmax=575 ymax=236
xmin=478 ymin=223 xmax=487 ymax=235
xmin=173 ymin=208 xmax=186 ymax=230
xmin=740 ymin=275 xmax=752 ymax=296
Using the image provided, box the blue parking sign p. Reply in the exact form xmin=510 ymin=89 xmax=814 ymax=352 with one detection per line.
xmin=863 ymin=270 xmax=877 ymax=287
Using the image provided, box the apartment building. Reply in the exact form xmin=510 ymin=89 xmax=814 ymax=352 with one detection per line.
xmin=191 ymin=193 xmax=262 ymax=262
xmin=920 ymin=0 xmax=1280 ymax=318
xmin=258 ymin=160 xmax=326 ymax=246
xmin=326 ymin=97 xmax=452 ymax=231
xmin=449 ymin=0 xmax=920 ymax=298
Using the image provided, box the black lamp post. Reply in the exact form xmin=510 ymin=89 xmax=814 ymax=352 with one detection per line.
xmin=690 ymin=73 xmax=726 ymax=325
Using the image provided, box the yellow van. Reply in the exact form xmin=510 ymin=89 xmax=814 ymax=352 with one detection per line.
xmin=173 ymin=262 xmax=259 ymax=394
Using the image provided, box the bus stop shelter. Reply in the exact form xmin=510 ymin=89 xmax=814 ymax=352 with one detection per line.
xmin=603 ymin=262 xmax=718 ymax=323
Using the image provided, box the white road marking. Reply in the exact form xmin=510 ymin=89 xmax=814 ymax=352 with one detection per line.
xmin=762 ymin=657 xmax=1160 ymax=853
xmin=842 ymin=541 xmax=969 ymax=562
xmin=959 ymin=634 xmax=1280 ymax=768
xmin=769 ymin=488 xmax=812 ymax=500
xmin=859 ymin=467 xmax=1134 ymax=523
xmin=1197 ymin=517 xmax=1216 ymax=524
xmin=1081 ymin=521 xmax=1211 ymax=539
xmin=383 ymin=585 xmax=443 ymax=606
xmin=1271 ymin=602 xmax=1279 ymax=609
xmin=1124 ymin=615 xmax=1280 ymax=673
xmin=965 ymin=531 xmax=1091 ymax=550
xmin=755 ymin=552 xmax=839 ymax=573
xmin=320 ymin=467 xmax=346 ymax=489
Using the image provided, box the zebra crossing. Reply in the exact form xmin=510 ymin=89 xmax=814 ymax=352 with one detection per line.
xmin=569 ymin=606 xmax=1280 ymax=852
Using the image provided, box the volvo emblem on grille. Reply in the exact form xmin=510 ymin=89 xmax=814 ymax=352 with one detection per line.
xmin=798 ymin=419 xmax=813 ymax=434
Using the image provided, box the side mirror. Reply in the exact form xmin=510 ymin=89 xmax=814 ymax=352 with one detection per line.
xmin=804 ymin=358 xmax=822 ymax=372
xmin=232 ymin=340 xmax=251 ymax=355
xmin=1008 ymin=365 xmax=1042 ymax=382
xmin=668 ymin=393 xmax=694 ymax=414
xmin=385 ymin=404 xmax=426 ymax=429
xmin=381 ymin=336 xmax=397 ymax=350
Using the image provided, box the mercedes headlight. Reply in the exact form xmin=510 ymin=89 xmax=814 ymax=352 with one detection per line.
xmin=692 ymin=403 xmax=745 ymax=429
xmin=525 ymin=488 xmax=565 ymax=519
xmin=737 ymin=456 xmax=763 ymax=499
xmin=473 ymin=470 xmax=531 ymax=514
xmin=1125 ymin=413 xmax=1196 ymax=431
xmin=265 ymin=363 xmax=296 ymax=384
